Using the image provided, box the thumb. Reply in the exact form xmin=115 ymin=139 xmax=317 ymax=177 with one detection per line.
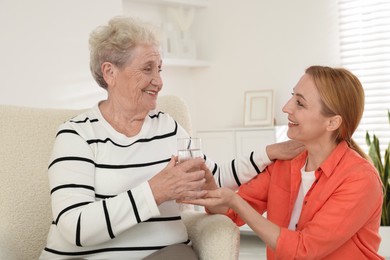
xmin=167 ymin=155 xmax=177 ymax=168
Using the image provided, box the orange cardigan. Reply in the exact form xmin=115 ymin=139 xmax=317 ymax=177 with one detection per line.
xmin=227 ymin=141 xmax=384 ymax=259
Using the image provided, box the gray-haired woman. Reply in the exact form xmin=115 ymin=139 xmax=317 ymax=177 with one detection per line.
xmin=39 ymin=16 xmax=303 ymax=259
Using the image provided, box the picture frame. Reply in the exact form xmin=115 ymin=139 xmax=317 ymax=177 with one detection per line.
xmin=244 ymin=90 xmax=274 ymax=126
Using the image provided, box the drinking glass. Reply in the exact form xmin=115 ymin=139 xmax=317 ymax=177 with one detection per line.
xmin=177 ymin=137 xmax=202 ymax=163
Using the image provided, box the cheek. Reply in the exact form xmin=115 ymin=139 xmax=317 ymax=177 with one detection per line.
xmin=124 ymin=74 xmax=147 ymax=94
xmin=129 ymin=70 xmax=144 ymax=83
xmin=303 ymin=116 xmax=328 ymax=135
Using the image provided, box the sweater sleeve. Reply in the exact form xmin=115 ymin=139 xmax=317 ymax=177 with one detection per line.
xmin=48 ymin=125 xmax=161 ymax=247
xmin=205 ymin=146 xmax=272 ymax=190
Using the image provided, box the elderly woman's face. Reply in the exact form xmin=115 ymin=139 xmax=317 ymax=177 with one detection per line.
xmin=109 ymin=44 xmax=162 ymax=113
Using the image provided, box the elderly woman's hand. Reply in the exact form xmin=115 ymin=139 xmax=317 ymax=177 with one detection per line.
xmin=266 ymin=140 xmax=305 ymax=161
xmin=148 ymin=156 xmax=207 ymax=205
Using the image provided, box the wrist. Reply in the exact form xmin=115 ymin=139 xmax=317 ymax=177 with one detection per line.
xmin=230 ymin=193 xmax=242 ymax=210
xmin=148 ymin=179 xmax=164 ymax=205
xmin=266 ymin=144 xmax=275 ymax=161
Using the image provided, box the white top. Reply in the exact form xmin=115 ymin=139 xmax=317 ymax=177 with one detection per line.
xmin=40 ymin=104 xmax=272 ymax=259
xmin=288 ymin=163 xmax=316 ymax=230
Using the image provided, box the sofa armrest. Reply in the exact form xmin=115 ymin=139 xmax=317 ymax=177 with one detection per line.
xmin=0 ymin=228 xmax=13 ymax=260
xmin=182 ymin=211 xmax=240 ymax=260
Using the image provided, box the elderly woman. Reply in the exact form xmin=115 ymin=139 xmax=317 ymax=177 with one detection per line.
xmin=185 ymin=66 xmax=384 ymax=259
xmin=39 ymin=16 xmax=303 ymax=259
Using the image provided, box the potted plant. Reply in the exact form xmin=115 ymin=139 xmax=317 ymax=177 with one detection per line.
xmin=365 ymin=110 xmax=390 ymax=256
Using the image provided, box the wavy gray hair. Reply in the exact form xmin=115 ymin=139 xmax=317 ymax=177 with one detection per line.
xmin=89 ymin=16 xmax=161 ymax=89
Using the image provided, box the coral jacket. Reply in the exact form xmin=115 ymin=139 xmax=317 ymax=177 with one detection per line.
xmin=227 ymin=141 xmax=384 ymax=259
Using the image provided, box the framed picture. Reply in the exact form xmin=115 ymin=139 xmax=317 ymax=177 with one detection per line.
xmin=244 ymin=90 xmax=274 ymax=126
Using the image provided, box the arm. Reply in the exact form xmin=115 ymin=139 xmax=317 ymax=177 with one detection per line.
xmin=49 ymin=126 xmax=161 ymax=246
xmin=266 ymin=140 xmax=304 ymax=161
xmin=205 ymin=140 xmax=304 ymax=190
xmin=275 ymin=168 xmax=383 ymax=258
xmin=50 ymin=123 xmax=206 ymax=247
xmin=187 ymin=163 xmax=383 ymax=257
xmin=184 ymin=187 xmax=280 ymax=249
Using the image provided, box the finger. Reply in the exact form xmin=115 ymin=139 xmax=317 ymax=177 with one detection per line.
xmin=185 ymin=170 xmax=206 ymax=182
xmin=203 ymin=189 xmax=222 ymax=198
xmin=200 ymin=163 xmax=212 ymax=175
xmin=178 ymin=190 xmax=208 ymax=202
xmin=179 ymin=198 xmax=208 ymax=206
xmin=172 ymin=155 xmax=179 ymax=164
xmin=179 ymin=157 xmax=204 ymax=171
xmin=166 ymin=156 xmax=176 ymax=168
xmin=181 ymin=178 xmax=206 ymax=192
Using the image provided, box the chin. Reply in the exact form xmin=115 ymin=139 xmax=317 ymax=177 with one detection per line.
xmin=286 ymin=129 xmax=293 ymax=139
xmin=286 ymin=131 xmax=299 ymax=142
xmin=148 ymin=102 xmax=157 ymax=111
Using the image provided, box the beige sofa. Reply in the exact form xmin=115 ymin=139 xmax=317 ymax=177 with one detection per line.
xmin=0 ymin=95 xmax=240 ymax=260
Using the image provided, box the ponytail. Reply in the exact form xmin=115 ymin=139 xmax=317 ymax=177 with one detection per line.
xmin=346 ymin=138 xmax=370 ymax=161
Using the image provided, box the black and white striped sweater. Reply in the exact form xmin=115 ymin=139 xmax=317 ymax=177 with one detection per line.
xmin=40 ymin=104 xmax=271 ymax=259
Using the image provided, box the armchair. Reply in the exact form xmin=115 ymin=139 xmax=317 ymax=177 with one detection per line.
xmin=0 ymin=95 xmax=240 ymax=260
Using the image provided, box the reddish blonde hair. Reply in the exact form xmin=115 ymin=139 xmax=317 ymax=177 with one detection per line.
xmin=305 ymin=66 xmax=368 ymax=160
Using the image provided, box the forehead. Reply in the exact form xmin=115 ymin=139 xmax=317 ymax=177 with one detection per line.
xmin=294 ymin=74 xmax=320 ymax=100
xmin=128 ymin=44 xmax=161 ymax=66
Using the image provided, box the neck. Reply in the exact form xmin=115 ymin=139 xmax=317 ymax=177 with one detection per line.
xmin=305 ymin=140 xmax=337 ymax=171
xmin=99 ymin=100 xmax=146 ymax=137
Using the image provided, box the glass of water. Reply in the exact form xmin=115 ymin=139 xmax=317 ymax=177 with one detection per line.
xmin=177 ymin=137 xmax=202 ymax=163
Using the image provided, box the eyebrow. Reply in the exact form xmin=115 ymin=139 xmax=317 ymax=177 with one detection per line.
xmin=293 ymin=88 xmax=306 ymax=101
xmin=144 ymin=59 xmax=162 ymax=67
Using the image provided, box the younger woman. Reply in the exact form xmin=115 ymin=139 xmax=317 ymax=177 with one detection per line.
xmin=186 ymin=66 xmax=384 ymax=259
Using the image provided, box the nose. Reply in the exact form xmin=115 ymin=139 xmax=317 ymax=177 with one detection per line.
xmin=282 ymin=98 xmax=293 ymax=114
xmin=151 ymin=72 xmax=163 ymax=87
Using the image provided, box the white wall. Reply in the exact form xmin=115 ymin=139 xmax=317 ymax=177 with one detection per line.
xmin=183 ymin=0 xmax=341 ymax=131
xmin=0 ymin=0 xmax=340 ymax=133
xmin=0 ymin=0 xmax=122 ymax=108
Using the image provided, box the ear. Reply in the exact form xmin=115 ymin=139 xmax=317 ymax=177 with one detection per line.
xmin=101 ymin=62 xmax=116 ymax=87
xmin=327 ymin=115 xmax=342 ymax=131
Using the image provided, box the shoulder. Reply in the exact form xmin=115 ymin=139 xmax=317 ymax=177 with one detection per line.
xmin=336 ymin=148 xmax=382 ymax=191
xmin=342 ymin=148 xmax=377 ymax=175
xmin=56 ymin=107 xmax=97 ymax=137
xmin=147 ymin=109 xmax=177 ymax=129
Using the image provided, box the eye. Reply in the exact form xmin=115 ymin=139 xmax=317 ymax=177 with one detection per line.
xmin=296 ymin=100 xmax=304 ymax=107
xmin=291 ymin=92 xmax=304 ymax=107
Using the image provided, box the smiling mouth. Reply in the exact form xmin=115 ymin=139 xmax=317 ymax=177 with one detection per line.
xmin=144 ymin=90 xmax=157 ymax=95
xmin=288 ymin=119 xmax=299 ymax=126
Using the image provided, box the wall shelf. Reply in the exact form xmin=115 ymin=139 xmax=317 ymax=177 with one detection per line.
xmin=125 ymin=0 xmax=210 ymax=68
xmin=163 ymin=58 xmax=210 ymax=68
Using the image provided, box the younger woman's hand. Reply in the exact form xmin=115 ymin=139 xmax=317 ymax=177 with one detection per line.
xmin=181 ymin=188 xmax=236 ymax=214
xmin=201 ymin=163 xmax=219 ymax=191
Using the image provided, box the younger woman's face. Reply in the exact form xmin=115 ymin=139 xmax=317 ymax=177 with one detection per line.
xmin=282 ymin=74 xmax=330 ymax=144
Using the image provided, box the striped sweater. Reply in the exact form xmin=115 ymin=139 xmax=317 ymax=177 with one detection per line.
xmin=39 ymin=104 xmax=271 ymax=259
